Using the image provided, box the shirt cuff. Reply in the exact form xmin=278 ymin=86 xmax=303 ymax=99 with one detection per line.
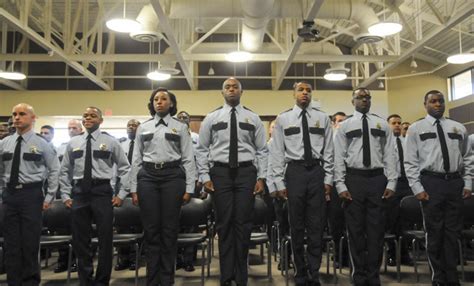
xmin=410 ymin=182 xmax=425 ymax=196
xmin=44 ymin=194 xmax=54 ymax=204
xmin=324 ymin=176 xmax=333 ymax=186
xmin=186 ymin=184 xmax=194 ymax=194
xmin=61 ymin=193 xmax=71 ymax=202
xmin=117 ymin=189 xmax=129 ymax=200
xmin=386 ymin=180 xmax=397 ymax=192
xmin=200 ymin=174 xmax=211 ymax=183
xmin=464 ymin=179 xmax=472 ymax=191
xmin=275 ymin=180 xmax=286 ymax=192
xmin=336 ymin=182 xmax=348 ymax=194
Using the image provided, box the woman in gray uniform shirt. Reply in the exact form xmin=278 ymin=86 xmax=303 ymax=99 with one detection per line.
xmin=130 ymin=88 xmax=196 ymax=286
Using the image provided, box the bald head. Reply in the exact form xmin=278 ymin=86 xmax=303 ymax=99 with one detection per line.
xmin=68 ymin=119 xmax=83 ymax=137
xmin=12 ymin=103 xmax=36 ymax=135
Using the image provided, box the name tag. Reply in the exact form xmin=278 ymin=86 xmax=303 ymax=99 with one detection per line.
xmin=165 ymin=133 xmax=180 ymax=142
xmin=419 ymin=132 xmax=436 ymax=141
xmin=309 ymin=127 xmax=324 ymax=135
xmin=346 ymin=129 xmax=362 ymax=138
xmin=212 ymin=122 xmax=228 ymax=131
xmin=284 ymin=127 xmax=300 ymax=136
xmin=239 ymin=122 xmax=255 ymax=131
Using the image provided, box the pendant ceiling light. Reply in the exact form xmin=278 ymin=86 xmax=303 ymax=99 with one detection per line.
xmin=106 ymin=0 xmax=142 ymax=33
xmin=226 ymin=19 xmax=253 ymax=63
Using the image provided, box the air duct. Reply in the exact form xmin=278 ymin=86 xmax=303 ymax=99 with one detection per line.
xmin=130 ymin=4 xmax=163 ymax=42
xmin=240 ymin=0 xmax=274 ymax=52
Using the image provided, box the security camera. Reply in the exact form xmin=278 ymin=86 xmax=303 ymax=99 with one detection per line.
xmin=297 ymin=20 xmax=320 ymax=39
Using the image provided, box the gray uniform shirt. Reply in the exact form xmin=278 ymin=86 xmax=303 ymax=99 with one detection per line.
xmin=0 ymin=129 xmax=60 ymax=203
xmin=265 ymin=138 xmax=278 ymax=193
xmin=130 ymin=114 xmax=196 ymax=194
xmin=334 ymin=111 xmax=398 ymax=194
xmin=404 ymin=115 xmax=473 ymax=195
xmin=195 ymin=103 xmax=267 ymax=183
xmin=270 ymin=104 xmax=334 ymax=191
xmin=59 ymin=128 xmax=131 ymax=201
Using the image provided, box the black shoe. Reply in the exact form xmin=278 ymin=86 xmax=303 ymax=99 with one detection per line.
xmin=447 ymin=283 xmax=460 ymax=286
xmin=129 ymin=262 xmax=136 ymax=271
xmin=176 ymin=260 xmax=184 ymax=270
xmin=114 ymin=261 xmax=131 ymax=271
xmin=70 ymin=263 xmax=77 ymax=272
xmin=432 ymin=282 xmax=446 ymax=286
xmin=277 ymin=261 xmax=294 ymax=271
xmin=387 ymin=257 xmax=397 ymax=266
xmin=54 ymin=264 xmax=68 ymax=273
xmin=184 ymin=263 xmax=195 ymax=272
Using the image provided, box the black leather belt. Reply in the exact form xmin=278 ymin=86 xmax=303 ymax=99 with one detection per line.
xmin=75 ymin=179 xmax=110 ymax=187
xmin=213 ymin=161 xmax=253 ymax=168
xmin=143 ymin=160 xmax=181 ymax=170
xmin=7 ymin=181 xmax=43 ymax=190
xmin=346 ymin=167 xmax=384 ymax=177
xmin=421 ymin=170 xmax=461 ymax=180
xmin=288 ymin=159 xmax=322 ymax=167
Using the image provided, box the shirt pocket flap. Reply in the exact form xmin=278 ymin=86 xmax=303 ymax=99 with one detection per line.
xmin=447 ymin=133 xmax=463 ymax=141
xmin=72 ymin=150 xmax=84 ymax=159
xmin=93 ymin=150 xmax=111 ymax=159
xmin=141 ymin=133 xmax=154 ymax=141
xmin=284 ymin=127 xmax=300 ymax=136
xmin=2 ymin=153 xmax=13 ymax=161
xmin=419 ymin=132 xmax=437 ymax=141
xmin=346 ymin=129 xmax=362 ymax=138
xmin=239 ymin=122 xmax=255 ymax=131
xmin=370 ymin=128 xmax=386 ymax=137
xmin=165 ymin=133 xmax=181 ymax=142
xmin=23 ymin=153 xmax=42 ymax=161
xmin=309 ymin=127 xmax=324 ymax=135
xmin=212 ymin=122 xmax=228 ymax=131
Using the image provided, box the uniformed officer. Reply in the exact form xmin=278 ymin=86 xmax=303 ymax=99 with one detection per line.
xmin=404 ymin=90 xmax=473 ymax=286
xmin=0 ymin=123 xmax=9 ymax=140
xmin=401 ymin=121 xmax=410 ymax=138
xmin=114 ymin=119 xmax=141 ymax=271
xmin=40 ymin=125 xmax=55 ymax=144
xmin=130 ymin=88 xmax=195 ymax=286
xmin=385 ymin=114 xmax=413 ymax=266
xmin=59 ymin=106 xmax=130 ymax=285
xmin=328 ymin=111 xmax=348 ymax=269
xmin=54 ymin=118 xmax=82 ymax=273
xmin=270 ymin=82 xmax=334 ymax=286
xmin=196 ymin=77 xmax=267 ymax=286
xmin=0 ymin=103 xmax=60 ymax=285
xmin=334 ymin=88 xmax=397 ymax=286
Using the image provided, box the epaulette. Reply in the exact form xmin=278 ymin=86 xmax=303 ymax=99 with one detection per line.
xmin=143 ymin=118 xmax=153 ymax=123
xmin=280 ymin=108 xmax=292 ymax=115
xmin=118 ymin=137 xmax=127 ymax=143
xmin=243 ymin=106 xmax=254 ymax=112
xmin=210 ymin=106 xmax=223 ymax=113
xmin=101 ymin=131 xmax=112 ymax=136
xmin=346 ymin=115 xmax=353 ymax=118
xmin=371 ymin=113 xmax=383 ymax=119
xmin=35 ymin=133 xmax=47 ymax=141
xmin=79 ymin=132 xmax=85 ymax=135
xmin=415 ymin=118 xmax=424 ymax=122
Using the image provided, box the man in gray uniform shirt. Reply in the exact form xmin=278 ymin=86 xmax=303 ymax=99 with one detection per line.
xmin=334 ymin=88 xmax=397 ymax=286
xmin=270 ymin=81 xmax=334 ymax=286
xmin=59 ymin=106 xmax=130 ymax=285
xmin=196 ymin=77 xmax=267 ymax=286
xmin=0 ymin=103 xmax=60 ymax=285
xmin=404 ymin=90 xmax=473 ymax=286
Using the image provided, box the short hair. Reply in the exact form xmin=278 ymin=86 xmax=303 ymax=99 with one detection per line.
xmin=147 ymin=87 xmax=178 ymax=117
xmin=424 ymin=90 xmax=444 ymax=102
xmin=177 ymin=111 xmax=190 ymax=117
xmin=401 ymin=122 xmax=410 ymax=125
xmin=41 ymin=125 xmax=55 ymax=133
xmin=293 ymin=81 xmax=313 ymax=90
xmin=352 ymin=87 xmax=370 ymax=97
xmin=86 ymin=106 xmax=103 ymax=118
xmin=387 ymin=114 xmax=401 ymax=122
xmin=222 ymin=77 xmax=242 ymax=91
xmin=332 ymin=111 xmax=346 ymax=122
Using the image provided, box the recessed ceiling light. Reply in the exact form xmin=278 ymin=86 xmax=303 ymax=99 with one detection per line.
xmin=147 ymin=71 xmax=171 ymax=81
xmin=446 ymin=53 xmax=474 ymax=64
xmin=0 ymin=71 xmax=26 ymax=80
xmin=368 ymin=22 xmax=403 ymax=37
xmin=225 ymin=51 xmax=253 ymax=63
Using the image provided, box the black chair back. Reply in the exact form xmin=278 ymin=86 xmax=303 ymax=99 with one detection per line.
xmin=253 ymin=197 xmax=268 ymax=226
xmin=399 ymin=195 xmax=423 ymax=227
xmin=463 ymin=196 xmax=474 ymax=226
xmin=0 ymin=203 xmax=5 ymax=236
xmin=180 ymin=198 xmax=210 ymax=227
xmin=43 ymin=199 xmax=72 ymax=231
xmin=114 ymin=198 xmax=142 ymax=229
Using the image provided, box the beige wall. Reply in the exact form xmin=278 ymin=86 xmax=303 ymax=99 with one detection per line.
xmin=386 ymin=59 xmax=448 ymax=123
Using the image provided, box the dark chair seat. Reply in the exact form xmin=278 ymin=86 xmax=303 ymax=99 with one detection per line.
xmin=462 ymin=229 xmax=474 ymax=239
xmin=250 ymin=232 xmax=269 ymax=244
xmin=40 ymin=235 xmax=72 ymax=246
xmin=402 ymin=230 xmax=425 ymax=240
xmin=177 ymin=233 xmax=207 ymax=246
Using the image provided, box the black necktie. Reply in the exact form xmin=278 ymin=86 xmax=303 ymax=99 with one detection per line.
xmin=157 ymin=119 xmax=166 ymax=126
xmin=301 ymin=109 xmax=312 ymax=165
xmin=229 ymin=107 xmax=238 ymax=168
xmin=127 ymin=140 xmax=134 ymax=164
xmin=435 ymin=119 xmax=450 ymax=172
xmin=82 ymin=134 xmax=93 ymax=191
xmin=10 ymin=136 xmax=22 ymax=186
xmin=396 ymin=136 xmax=406 ymax=177
xmin=362 ymin=114 xmax=371 ymax=167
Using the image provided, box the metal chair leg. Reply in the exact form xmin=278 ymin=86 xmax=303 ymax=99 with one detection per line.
xmin=412 ymin=239 xmax=418 ymax=282
xmin=458 ymin=239 xmax=464 ymax=282
xmin=326 ymin=241 xmax=330 ymax=275
xmin=284 ymin=239 xmax=289 ymax=286
xmin=396 ymin=237 xmax=401 ymax=282
xmin=201 ymin=243 xmax=206 ymax=286
xmin=339 ymin=237 xmax=344 ymax=274
xmin=135 ymin=242 xmax=139 ymax=286
xmin=267 ymin=241 xmax=272 ymax=279
xmin=67 ymin=244 xmax=72 ymax=286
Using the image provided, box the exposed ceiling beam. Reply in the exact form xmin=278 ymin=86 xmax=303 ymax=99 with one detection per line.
xmin=149 ymin=0 xmax=195 ymax=90
xmin=0 ymin=8 xmax=111 ymax=90
xmin=0 ymin=79 xmax=26 ymax=90
xmin=185 ymin=18 xmax=230 ymax=53
xmin=0 ymin=53 xmax=401 ymax=63
xmin=274 ymin=0 xmax=325 ymax=90
xmin=358 ymin=4 xmax=474 ymax=87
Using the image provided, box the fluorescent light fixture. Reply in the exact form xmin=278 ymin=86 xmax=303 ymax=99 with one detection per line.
xmin=106 ymin=18 xmax=142 ymax=33
xmin=225 ymin=51 xmax=253 ymax=63
xmin=446 ymin=53 xmax=474 ymax=64
xmin=368 ymin=22 xmax=403 ymax=37
xmin=0 ymin=71 xmax=26 ymax=80
xmin=147 ymin=71 xmax=171 ymax=81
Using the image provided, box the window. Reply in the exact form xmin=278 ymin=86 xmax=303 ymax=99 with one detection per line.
xmin=449 ymin=68 xmax=473 ymax=101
